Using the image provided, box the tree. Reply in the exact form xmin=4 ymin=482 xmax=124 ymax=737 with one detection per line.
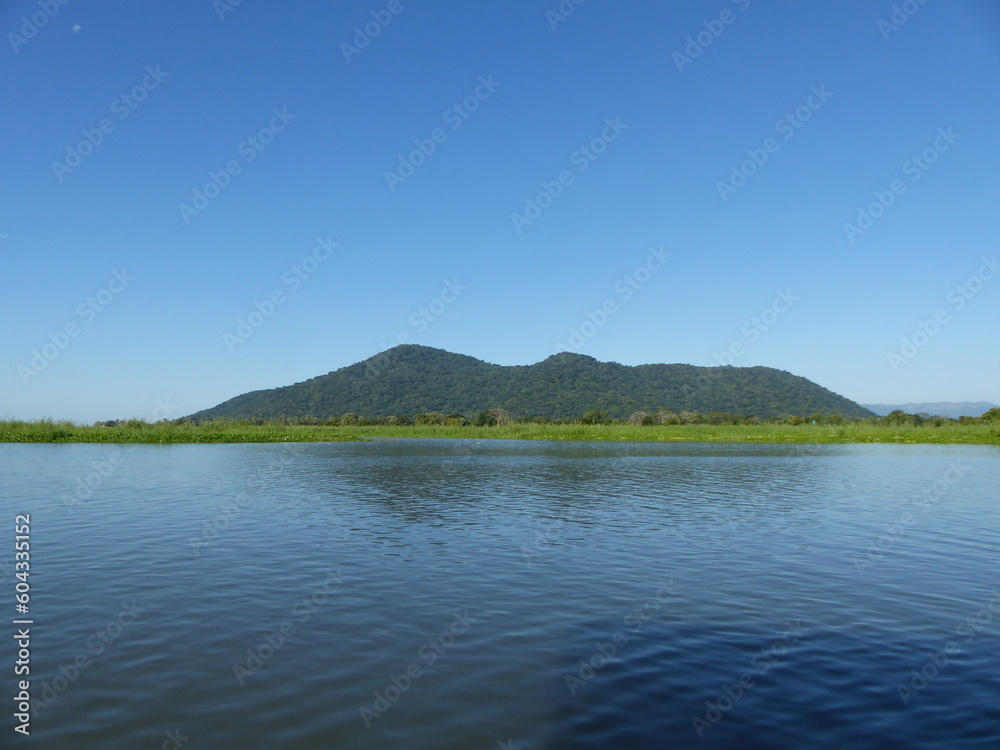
xmin=707 ymin=412 xmax=738 ymax=425
xmin=981 ymin=408 xmax=1000 ymax=422
xmin=186 ymin=343 xmax=876 ymax=423
xmin=580 ymin=409 xmax=611 ymax=425
xmin=486 ymin=407 xmax=512 ymax=426
xmin=415 ymin=412 xmax=447 ymax=425
xmin=627 ymin=411 xmax=649 ymax=425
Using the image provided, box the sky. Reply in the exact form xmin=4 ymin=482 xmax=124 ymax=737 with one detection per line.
xmin=2 ymin=0 xmax=999 ymax=423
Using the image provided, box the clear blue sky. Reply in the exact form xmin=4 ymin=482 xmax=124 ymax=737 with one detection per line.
xmin=3 ymin=0 xmax=999 ymax=422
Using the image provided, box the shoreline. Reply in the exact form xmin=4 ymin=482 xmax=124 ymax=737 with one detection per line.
xmin=2 ymin=422 xmax=998 ymax=445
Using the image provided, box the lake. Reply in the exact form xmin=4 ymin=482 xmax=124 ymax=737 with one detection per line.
xmin=2 ymin=440 xmax=999 ymax=749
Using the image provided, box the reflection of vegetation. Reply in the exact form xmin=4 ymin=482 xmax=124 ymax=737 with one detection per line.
xmin=2 ymin=417 xmax=999 ymax=444
xmin=186 ymin=345 xmax=877 ymax=422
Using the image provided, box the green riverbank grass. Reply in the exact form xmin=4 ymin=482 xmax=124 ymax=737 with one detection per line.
xmin=2 ymin=420 xmax=998 ymax=445
xmin=0 ymin=420 xmax=362 ymax=444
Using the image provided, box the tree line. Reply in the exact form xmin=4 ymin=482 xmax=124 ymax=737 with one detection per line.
xmin=98 ymin=407 xmax=1000 ymax=428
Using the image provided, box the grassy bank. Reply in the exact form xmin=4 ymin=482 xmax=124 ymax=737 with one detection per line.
xmin=350 ymin=422 xmax=1000 ymax=444
xmin=2 ymin=420 xmax=999 ymax=444
xmin=0 ymin=420 xmax=362 ymax=444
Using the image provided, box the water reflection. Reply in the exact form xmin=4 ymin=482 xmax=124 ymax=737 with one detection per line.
xmin=2 ymin=441 xmax=998 ymax=750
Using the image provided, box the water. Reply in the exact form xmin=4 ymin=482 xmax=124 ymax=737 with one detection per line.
xmin=2 ymin=439 xmax=999 ymax=749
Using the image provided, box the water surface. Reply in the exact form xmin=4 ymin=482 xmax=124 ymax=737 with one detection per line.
xmin=2 ymin=440 xmax=998 ymax=748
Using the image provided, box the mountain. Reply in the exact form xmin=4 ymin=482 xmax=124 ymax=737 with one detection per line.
xmin=862 ymin=402 xmax=998 ymax=419
xmin=187 ymin=346 xmax=874 ymax=422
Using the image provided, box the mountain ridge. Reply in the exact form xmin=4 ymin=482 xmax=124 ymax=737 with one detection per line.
xmin=186 ymin=345 xmax=875 ymax=421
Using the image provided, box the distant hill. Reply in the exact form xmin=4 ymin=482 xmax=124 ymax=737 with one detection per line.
xmin=187 ymin=345 xmax=875 ymax=421
xmin=862 ymin=402 xmax=998 ymax=419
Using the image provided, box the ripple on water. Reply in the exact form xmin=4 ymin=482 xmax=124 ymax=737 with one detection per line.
xmin=2 ymin=441 xmax=998 ymax=750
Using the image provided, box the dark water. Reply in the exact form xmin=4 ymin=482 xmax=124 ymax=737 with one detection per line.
xmin=2 ymin=440 xmax=999 ymax=749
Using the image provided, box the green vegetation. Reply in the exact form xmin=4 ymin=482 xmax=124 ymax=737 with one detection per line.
xmin=0 ymin=419 xmax=362 ymax=444
xmin=3 ymin=409 xmax=999 ymax=444
xmin=187 ymin=344 xmax=876 ymax=422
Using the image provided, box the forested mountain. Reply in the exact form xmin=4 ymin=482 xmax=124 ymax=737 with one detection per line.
xmin=186 ymin=345 xmax=874 ymax=421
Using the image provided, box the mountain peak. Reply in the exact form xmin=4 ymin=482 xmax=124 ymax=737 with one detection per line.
xmin=541 ymin=351 xmax=600 ymax=364
xmin=187 ymin=346 xmax=873 ymax=421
